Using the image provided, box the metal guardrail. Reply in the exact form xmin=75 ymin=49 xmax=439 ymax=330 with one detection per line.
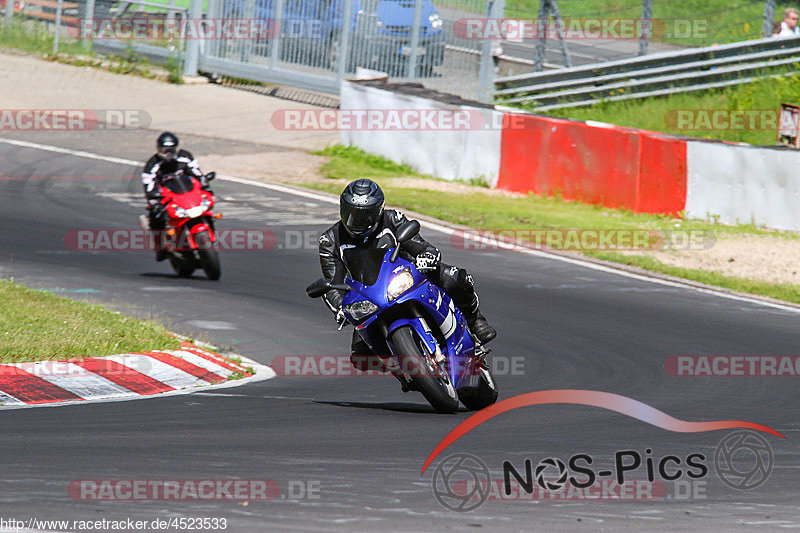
xmin=1 ymin=0 xmax=501 ymax=102
xmin=194 ymin=0 xmax=502 ymax=102
xmin=495 ymin=36 xmax=800 ymax=110
xmin=85 ymin=0 xmax=187 ymax=63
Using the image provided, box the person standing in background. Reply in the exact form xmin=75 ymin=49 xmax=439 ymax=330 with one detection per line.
xmin=777 ymin=8 xmax=800 ymax=37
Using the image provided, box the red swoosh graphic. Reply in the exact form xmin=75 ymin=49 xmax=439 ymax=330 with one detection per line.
xmin=421 ymin=390 xmax=785 ymax=474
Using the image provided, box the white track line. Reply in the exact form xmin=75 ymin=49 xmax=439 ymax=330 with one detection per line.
xmin=2 ymin=136 xmax=798 ymax=315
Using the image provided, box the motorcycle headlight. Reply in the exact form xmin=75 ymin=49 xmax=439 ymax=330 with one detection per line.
xmin=345 ymin=300 xmax=379 ymax=321
xmin=201 ymin=198 xmax=211 ymax=210
xmin=174 ymin=206 xmax=188 ymax=218
xmin=429 ymin=14 xmax=443 ymax=30
xmin=387 ymin=269 xmax=414 ymax=301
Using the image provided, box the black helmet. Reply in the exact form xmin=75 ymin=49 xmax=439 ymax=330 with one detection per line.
xmin=156 ymin=132 xmax=179 ymax=161
xmin=340 ymin=179 xmax=384 ymax=237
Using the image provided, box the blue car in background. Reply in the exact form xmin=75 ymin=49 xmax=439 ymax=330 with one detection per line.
xmin=368 ymin=0 xmax=445 ymax=76
xmin=224 ymin=0 xmax=445 ymax=76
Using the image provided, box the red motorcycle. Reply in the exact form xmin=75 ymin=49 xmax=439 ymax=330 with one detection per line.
xmin=151 ymin=171 xmax=221 ymax=280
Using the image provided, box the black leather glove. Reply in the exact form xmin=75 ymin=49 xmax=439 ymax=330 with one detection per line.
xmin=150 ymin=201 xmax=165 ymax=220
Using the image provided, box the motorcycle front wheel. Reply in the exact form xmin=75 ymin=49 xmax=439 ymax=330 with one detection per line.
xmin=390 ymin=326 xmax=459 ymax=414
xmin=170 ymin=253 xmax=195 ymax=278
xmin=458 ymin=365 xmax=499 ymax=411
xmin=195 ymin=231 xmax=221 ymax=281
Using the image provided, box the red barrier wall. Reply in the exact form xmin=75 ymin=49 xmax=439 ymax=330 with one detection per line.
xmin=497 ymin=113 xmax=688 ymax=215
xmin=636 ymin=133 xmax=687 ymax=214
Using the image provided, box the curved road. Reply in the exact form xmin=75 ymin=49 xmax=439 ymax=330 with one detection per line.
xmin=0 ymin=132 xmax=798 ymax=531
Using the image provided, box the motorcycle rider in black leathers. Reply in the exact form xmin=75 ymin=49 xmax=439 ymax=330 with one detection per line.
xmin=141 ymin=132 xmax=211 ymax=261
xmin=318 ymin=179 xmax=497 ymax=369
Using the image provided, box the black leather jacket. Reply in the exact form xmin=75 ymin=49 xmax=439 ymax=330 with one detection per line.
xmin=141 ymin=149 xmax=205 ymax=202
xmin=318 ymin=209 xmax=440 ymax=312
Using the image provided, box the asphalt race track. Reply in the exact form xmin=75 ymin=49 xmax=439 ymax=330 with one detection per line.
xmin=0 ymin=132 xmax=799 ymax=532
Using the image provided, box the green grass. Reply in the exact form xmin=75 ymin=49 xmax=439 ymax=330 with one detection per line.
xmin=0 ymin=18 xmax=86 ymax=56
xmin=315 ymin=145 xmax=419 ymax=180
xmin=504 ymin=0 xmax=794 ymax=47
xmin=0 ymin=279 xmax=180 ymax=362
xmin=589 ymin=251 xmax=800 ymax=303
xmin=532 ymin=72 xmax=800 ymax=146
xmin=309 ymin=145 xmax=800 ymax=304
xmin=0 ymin=19 xmax=186 ymax=82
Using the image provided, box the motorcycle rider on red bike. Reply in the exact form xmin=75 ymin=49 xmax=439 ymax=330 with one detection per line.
xmin=318 ymin=179 xmax=497 ymax=371
xmin=141 ymin=132 xmax=213 ymax=261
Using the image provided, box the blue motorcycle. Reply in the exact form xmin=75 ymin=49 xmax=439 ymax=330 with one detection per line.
xmin=307 ymin=221 xmax=498 ymax=413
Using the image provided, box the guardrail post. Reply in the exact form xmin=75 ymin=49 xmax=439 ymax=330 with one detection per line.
xmin=240 ymin=0 xmax=255 ymax=61
xmin=639 ymin=0 xmax=652 ymax=56
xmin=82 ymin=0 xmax=96 ymax=51
xmin=269 ymin=0 xmax=285 ymax=67
xmin=4 ymin=0 xmax=13 ymax=25
xmin=206 ymin=0 xmax=218 ymax=56
xmin=52 ymin=0 xmax=64 ymax=54
xmin=533 ymin=0 xmax=547 ymax=72
xmin=337 ymin=0 xmax=354 ymax=82
xmin=478 ymin=0 xmax=505 ymax=103
xmin=167 ymin=0 xmax=176 ymax=23
xmin=549 ymin=0 xmax=570 ymax=67
xmin=406 ymin=0 xmax=423 ymax=80
xmin=183 ymin=0 xmax=202 ymax=76
xmin=763 ymin=0 xmax=776 ymax=37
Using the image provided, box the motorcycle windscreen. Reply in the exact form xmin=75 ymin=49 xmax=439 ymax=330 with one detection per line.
xmin=162 ymin=174 xmax=195 ymax=194
xmin=342 ymin=247 xmax=388 ymax=286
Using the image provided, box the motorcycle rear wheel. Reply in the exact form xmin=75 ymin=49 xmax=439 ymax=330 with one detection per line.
xmin=390 ymin=326 xmax=459 ymax=414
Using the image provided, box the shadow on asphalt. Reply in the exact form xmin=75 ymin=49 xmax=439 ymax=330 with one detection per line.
xmin=314 ymin=399 xmax=469 ymax=414
xmin=140 ymin=272 xmax=218 ymax=282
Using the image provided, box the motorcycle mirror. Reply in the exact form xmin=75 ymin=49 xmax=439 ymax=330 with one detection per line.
xmin=396 ymin=220 xmax=420 ymax=244
xmin=391 ymin=221 xmax=420 ymax=262
xmin=205 ymin=172 xmax=216 ymax=181
xmin=306 ymin=278 xmax=332 ymax=298
xmin=306 ymin=279 xmax=350 ymax=298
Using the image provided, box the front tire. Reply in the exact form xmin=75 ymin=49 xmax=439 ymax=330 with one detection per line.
xmin=195 ymin=231 xmax=221 ymax=281
xmin=390 ymin=326 xmax=459 ymax=413
xmin=170 ymin=254 xmax=194 ymax=278
xmin=458 ymin=365 xmax=498 ymax=411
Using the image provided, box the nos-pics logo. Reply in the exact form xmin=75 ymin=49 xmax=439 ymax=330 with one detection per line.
xmin=431 ymin=430 xmax=774 ymax=512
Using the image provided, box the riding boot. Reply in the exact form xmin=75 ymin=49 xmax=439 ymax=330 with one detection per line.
xmin=460 ymin=294 xmax=497 ymax=345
